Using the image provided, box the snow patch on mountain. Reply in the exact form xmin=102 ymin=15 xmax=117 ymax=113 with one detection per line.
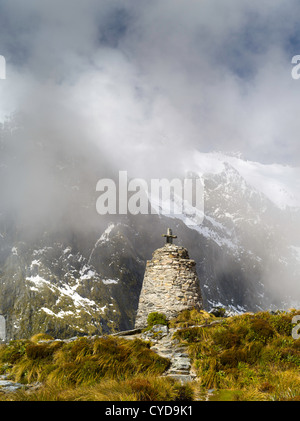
xmin=88 ymin=223 xmax=118 ymax=264
xmin=27 ymin=275 xmax=104 ymax=314
xmin=190 ymin=221 xmax=239 ymax=251
xmin=11 ymin=247 xmax=18 ymax=256
xmin=102 ymin=279 xmax=119 ymax=285
xmin=79 ymin=266 xmax=97 ymax=280
xmin=27 ymin=274 xmax=51 ymax=292
xmin=192 ymin=151 xmax=300 ymax=210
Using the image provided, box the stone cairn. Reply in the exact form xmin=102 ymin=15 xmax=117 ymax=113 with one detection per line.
xmin=135 ymin=229 xmax=203 ymax=328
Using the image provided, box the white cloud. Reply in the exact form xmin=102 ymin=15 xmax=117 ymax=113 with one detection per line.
xmin=1 ymin=1 xmax=300 ymax=174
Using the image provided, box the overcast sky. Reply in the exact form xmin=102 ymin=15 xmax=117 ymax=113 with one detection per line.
xmin=1 ymin=0 xmax=300 ymax=177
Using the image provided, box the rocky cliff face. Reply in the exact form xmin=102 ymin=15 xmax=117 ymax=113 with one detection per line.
xmin=0 ymin=236 xmax=121 ymax=340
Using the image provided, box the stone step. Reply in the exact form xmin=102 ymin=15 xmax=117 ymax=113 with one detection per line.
xmin=167 ymin=369 xmax=191 ymax=375
xmin=151 ymin=347 xmax=173 ymax=357
xmin=173 ymin=352 xmax=189 ymax=358
xmin=165 ymin=373 xmax=195 ymax=383
xmin=172 ymin=361 xmax=191 ymax=370
xmin=144 ymin=330 xmax=195 ymax=384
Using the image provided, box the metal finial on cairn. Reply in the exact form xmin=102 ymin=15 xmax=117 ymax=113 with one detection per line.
xmin=162 ymin=228 xmax=177 ymax=244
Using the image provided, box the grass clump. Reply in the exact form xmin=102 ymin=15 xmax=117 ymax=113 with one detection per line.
xmin=0 ymin=335 xmax=170 ymax=391
xmin=174 ymin=309 xmax=300 ymax=400
xmin=0 ymin=340 xmax=30 ymax=366
xmin=30 ymin=333 xmax=54 ymax=343
xmin=1 ymin=309 xmax=299 ymax=401
xmin=169 ymin=308 xmax=217 ymax=328
xmin=2 ymin=375 xmax=193 ymax=401
xmin=0 ymin=334 xmax=191 ymax=402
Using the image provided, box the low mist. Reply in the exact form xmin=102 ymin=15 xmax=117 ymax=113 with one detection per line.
xmin=0 ymin=1 xmax=299 ymax=306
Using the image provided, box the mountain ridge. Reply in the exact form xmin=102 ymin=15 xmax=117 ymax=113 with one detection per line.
xmin=0 ymin=150 xmax=299 ymax=340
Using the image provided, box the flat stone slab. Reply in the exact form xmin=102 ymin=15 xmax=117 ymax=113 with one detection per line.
xmin=0 ymin=379 xmax=24 ymax=392
xmin=111 ymin=328 xmax=142 ymax=337
xmin=165 ymin=374 xmax=196 ymax=383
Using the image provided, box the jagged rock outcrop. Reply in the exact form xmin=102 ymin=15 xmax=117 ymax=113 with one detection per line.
xmin=135 ymin=243 xmax=203 ymax=328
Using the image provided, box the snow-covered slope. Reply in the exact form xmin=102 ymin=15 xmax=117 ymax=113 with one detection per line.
xmin=191 ymin=151 xmax=300 ymax=210
xmin=148 ymin=151 xmax=300 ymax=311
xmin=0 ymin=239 xmax=122 ymax=340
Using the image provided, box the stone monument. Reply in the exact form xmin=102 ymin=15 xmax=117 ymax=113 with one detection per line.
xmin=135 ymin=229 xmax=203 ymax=328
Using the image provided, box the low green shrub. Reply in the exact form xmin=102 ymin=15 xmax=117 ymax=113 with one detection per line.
xmin=212 ymin=328 xmax=241 ymax=349
xmin=248 ymin=318 xmax=275 ymax=342
xmin=0 ymin=340 xmax=30 ymax=364
xmin=147 ymin=312 xmax=168 ymax=328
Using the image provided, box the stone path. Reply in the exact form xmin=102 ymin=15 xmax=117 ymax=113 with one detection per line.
xmin=0 ymin=375 xmax=24 ymax=393
xmin=117 ymin=320 xmax=225 ymax=384
xmin=0 ymin=323 xmax=206 ymax=393
xmin=149 ymin=331 xmax=196 ymax=383
xmin=0 ymin=374 xmax=42 ymax=394
xmin=119 ymin=325 xmax=196 ymax=383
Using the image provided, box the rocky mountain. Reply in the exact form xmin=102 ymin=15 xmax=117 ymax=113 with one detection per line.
xmin=0 ymin=125 xmax=299 ymax=340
